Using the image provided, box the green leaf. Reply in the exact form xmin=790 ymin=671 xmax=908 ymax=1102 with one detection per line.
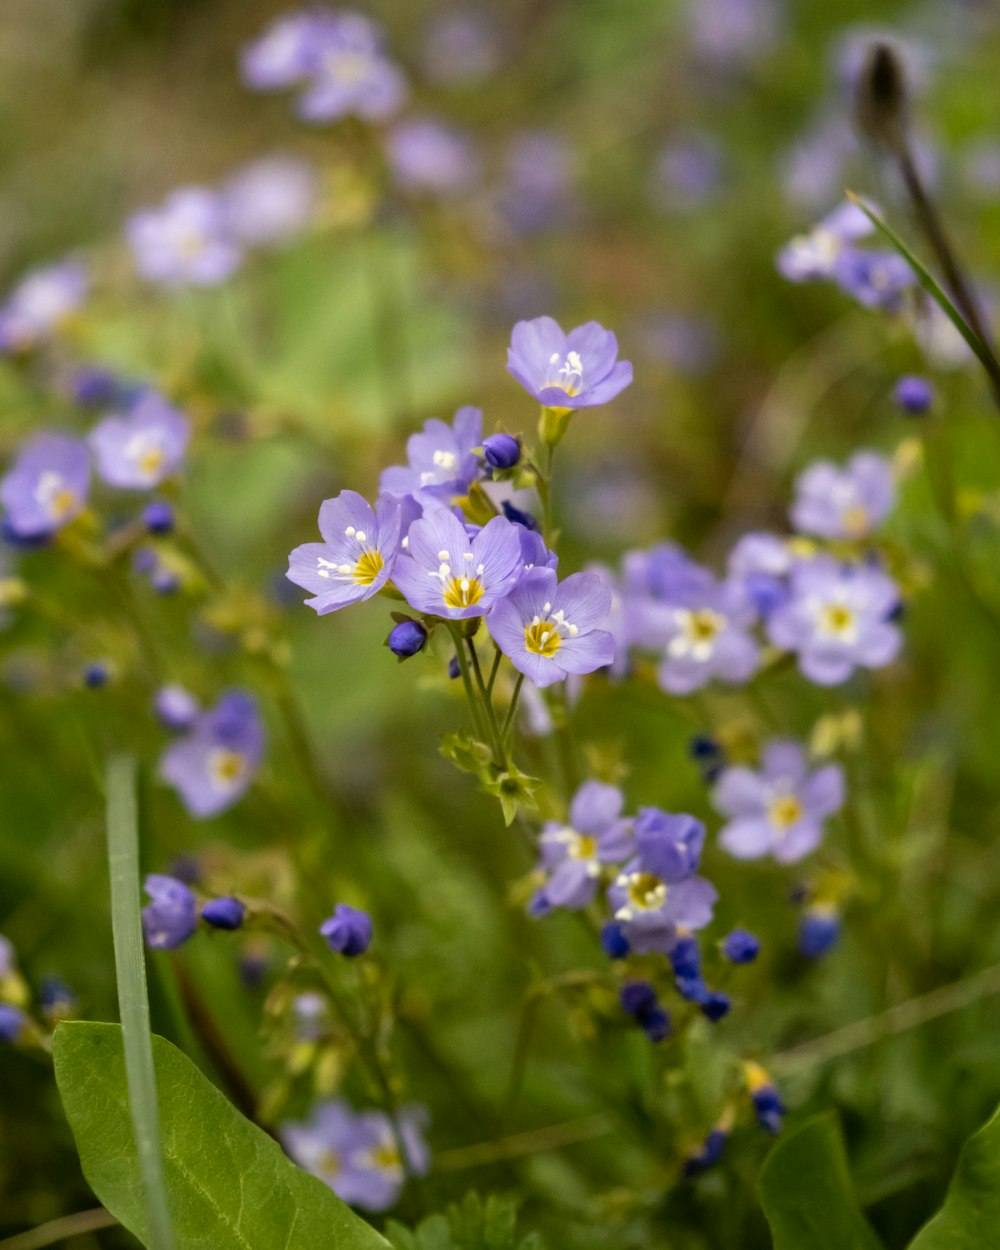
xmin=758 ymin=1114 xmax=885 ymax=1250
xmin=439 ymin=731 xmax=492 ymax=775
xmin=106 ymin=753 xmax=176 ymax=1250
xmin=54 ymin=1021 xmax=390 ymax=1250
xmin=386 ymin=1193 xmax=544 ymax=1250
xmin=908 ymin=1101 xmax=1000 ymax=1249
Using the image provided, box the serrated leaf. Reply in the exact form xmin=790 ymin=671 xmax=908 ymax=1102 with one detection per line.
xmin=908 ymin=1101 xmax=1000 ymax=1249
xmin=758 ymin=1114 xmax=885 ymax=1250
xmin=54 ymin=1021 xmax=390 ymax=1250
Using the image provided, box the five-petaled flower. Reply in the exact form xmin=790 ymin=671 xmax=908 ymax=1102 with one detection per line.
xmin=159 ymin=690 xmax=264 ymax=818
xmin=0 ymin=433 xmax=90 ymax=539
xmin=90 ymin=391 xmax=190 ymax=490
xmin=287 ymin=490 xmax=403 ymax=614
xmin=487 ymin=566 xmax=615 ymax=686
xmin=506 ymin=316 xmax=633 ymax=410
xmin=392 ymin=509 xmax=522 ymax=619
xmin=531 ymin=781 xmax=633 ymax=911
xmin=790 ymin=450 xmax=895 ymax=541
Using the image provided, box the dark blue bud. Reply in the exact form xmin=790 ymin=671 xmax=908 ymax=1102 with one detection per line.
xmin=39 ymin=977 xmax=76 ymax=1013
xmin=640 ymin=1005 xmax=672 ymax=1042
xmin=723 ymin=928 xmax=760 ymax=964
xmin=448 ymin=655 xmax=462 ymax=680
xmin=683 ymin=1128 xmax=729 ymax=1177
xmin=527 ymin=888 xmax=552 ymax=918
xmin=142 ymin=874 xmax=198 ymax=950
xmin=699 ymin=991 xmax=731 ymax=1022
xmin=201 ymin=897 xmax=246 ymax=930
xmin=689 ymin=735 xmax=721 ymax=760
xmin=670 ymin=936 xmax=701 ymax=982
xmin=752 ymin=1085 xmax=785 ymax=1133
xmin=600 ymin=921 xmax=631 ymax=959
xmin=133 ymin=547 xmax=158 ymax=575
xmin=83 ymin=662 xmax=110 ymax=689
xmin=143 ymin=501 xmax=175 ymax=535
xmin=483 ymin=434 xmax=521 ymax=470
xmin=388 ymin=620 xmax=428 ymax=658
xmin=619 ymin=980 xmax=658 ymax=1019
xmin=675 ymin=974 xmax=709 ymax=1004
xmin=893 ymin=374 xmax=933 ymax=415
xmin=798 ymin=909 xmax=840 ymax=959
xmin=0 ymin=1004 xmax=25 ymax=1044
xmin=501 ymin=500 xmax=539 ymax=531
xmin=320 ymin=904 xmax=372 ymax=957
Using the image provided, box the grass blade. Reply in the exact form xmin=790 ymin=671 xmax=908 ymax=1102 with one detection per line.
xmin=106 ymin=753 xmax=176 ymax=1250
xmin=845 ymin=191 xmax=1000 ymax=385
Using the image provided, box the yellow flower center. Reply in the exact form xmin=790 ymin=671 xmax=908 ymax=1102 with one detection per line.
xmin=370 ymin=1143 xmax=401 ymax=1172
xmin=841 ymin=505 xmax=869 ymax=537
xmin=569 ymin=833 xmax=597 ymax=860
xmin=51 ymin=487 xmax=77 ymax=519
xmin=443 ymin=575 xmax=484 ymax=609
xmin=138 ymin=446 xmax=166 ymax=478
xmin=628 ymin=872 xmax=666 ymax=911
xmin=768 ymin=794 xmax=803 ymax=830
xmin=820 ymin=603 xmax=856 ymax=638
xmin=688 ymin=609 xmax=723 ymax=643
xmin=209 ymin=749 xmax=246 ymax=788
xmin=524 ymin=618 xmax=561 ymax=657
xmin=353 ymin=549 xmax=385 ymax=586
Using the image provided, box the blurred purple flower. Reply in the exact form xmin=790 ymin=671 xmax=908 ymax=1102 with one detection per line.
xmin=653 ymin=137 xmax=724 ymax=211
xmin=790 ymin=450 xmax=895 ymax=540
xmin=287 ymin=490 xmax=402 ymax=615
xmin=142 ymin=874 xmax=198 ymax=949
xmin=90 ymin=391 xmax=190 ymax=490
xmin=387 ymin=118 xmax=480 ymax=197
xmin=0 ymin=259 xmax=88 ymax=353
xmin=1 ymin=433 xmax=89 ymax=539
xmin=295 ymin=12 xmax=407 ymax=124
xmin=507 ymin=317 xmax=633 ymax=410
xmin=655 ymin=575 xmax=760 ymax=695
xmin=241 ymin=10 xmax=321 ymax=90
xmin=422 ymin=9 xmax=499 ymax=84
xmin=223 ymin=156 xmax=317 ymax=247
xmin=127 ymin=187 xmax=242 ymax=287
xmin=767 ymin=555 xmax=902 ymax=685
xmin=832 ymin=248 xmax=913 ymax=311
xmin=159 ymin=690 xmax=264 ymax=818
xmin=776 ymin=199 xmax=874 ymax=283
xmin=531 ymin=781 xmax=633 ymax=912
xmin=713 ymin=740 xmax=845 ymax=862
xmin=686 ymin=0 xmax=785 ymax=67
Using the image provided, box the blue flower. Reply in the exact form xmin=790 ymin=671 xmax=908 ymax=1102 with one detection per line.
xmin=287 ymin=491 xmax=403 ymax=615
xmin=321 ymin=904 xmax=373 ymax=957
xmin=767 ymin=556 xmax=902 ymax=685
xmin=0 ymin=259 xmax=88 ymax=353
xmin=142 ymin=874 xmax=198 ymax=949
xmin=530 ymin=780 xmax=633 ymax=911
xmin=392 ymin=510 xmax=522 ymax=620
xmin=507 ymin=317 xmax=632 ymax=410
xmin=201 ymin=897 xmax=246 ymax=930
xmin=90 ymin=391 xmax=190 ymax=490
xmin=387 ymin=117 xmax=480 ymax=197
xmin=154 ymin=684 xmax=200 ymax=732
xmin=791 ymin=451 xmax=895 ymax=540
xmin=832 ymin=248 xmax=913 ymax=311
xmin=379 ymin=407 xmax=482 ymax=507
xmin=159 ymin=690 xmax=264 ymax=818
xmin=600 ymin=921 xmax=631 ymax=959
xmin=487 ymin=567 xmax=616 ymax=688
xmin=713 ymin=740 xmax=845 ymax=863
xmin=798 ymin=905 xmax=841 ymax=958
xmin=1 ymin=433 xmax=90 ymax=539
xmin=0 ymin=1003 xmax=26 ymax=1043
xmin=127 ymin=188 xmax=242 ymax=288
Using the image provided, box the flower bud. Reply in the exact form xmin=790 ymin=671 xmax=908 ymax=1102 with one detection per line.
xmin=854 ymin=41 xmax=909 ymax=152
xmin=388 ymin=619 xmax=428 ymax=658
xmin=143 ymin=500 xmax=175 ymax=535
xmin=141 ymin=874 xmax=197 ymax=950
xmin=320 ymin=904 xmax=372 ymax=957
xmin=893 ymin=375 xmax=933 ymax=415
xmin=482 ymin=433 xmax=521 ymax=470
xmin=202 ymin=897 xmax=246 ymax=930
xmin=723 ymin=928 xmax=760 ymax=964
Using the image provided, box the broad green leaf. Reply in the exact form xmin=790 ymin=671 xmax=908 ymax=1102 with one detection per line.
xmin=908 ymin=1101 xmax=1000 ymax=1249
xmin=54 ymin=1021 xmax=390 ymax=1250
xmin=758 ymin=1114 xmax=885 ymax=1250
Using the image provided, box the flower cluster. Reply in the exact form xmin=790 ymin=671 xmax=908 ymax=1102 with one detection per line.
xmin=599 ymin=446 xmax=903 ymax=691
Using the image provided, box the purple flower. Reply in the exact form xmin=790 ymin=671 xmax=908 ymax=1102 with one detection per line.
xmin=240 ymin=10 xmax=321 ymax=90
xmin=798 ymin=904 xmax=841 ymax=958
xmin=421 ymin=10 xmax=499 ymax=84
xmin=832 ymin=248 xmax=913 ymax=311
xmin=1 ymin=433 xmax=90 ymax=539
xmin=482 ymin=433 xmax=521 ymax=470
xmin=713 ymin=740 xmax=845 ymax=863
xmin=127 ymin=187 xmax=242 ymax=288
xmin=790 ymin=450 xmax=895 ymax=540
xmin=531 ymin=781 xmax=633 ymax=911
xmin=387 ymin=118 xmax=480 ymax=197
xmin=487 ymin=567 xmax=615 ymax=687
xmin=223 ymin=156 xmax=317 ymax=247
xmin=379 ymin=407 xmax=482 ymax=507
xmin=283 ymin=1100 xmax=429 ymax=1212
xmin=321 ymin=904 xmax=372 ymax=956
xmin=159 ymin=690 xmax=264 ymax=818
xmin=656 ymin=576 xmax=760 ymax=695
xmin=295 ymin=13 xmax=407 ymax=125
xmin=142 ymin=874 xmax=198 ymax=949
xmin=391 ymin=510 xmax=522 ymax=620
xmin=608 ymin=812 xmax=717 ymax=955
xmin=90 ymin=391 xmax=190 ymax=490
xmin=0 ymin=259 xmax=88 ymax=353
xmin=727 ymin=532 xmax=791 ymax=619
xmin=767 ymin=556 xmax=902 ymax=685
xmin=496 ymin=131 xmax=576 ymax=234
xmin=507 ymin=317 xmax=633 ymax=410
xmin=287 ymin=491 xmax=402 ymax=615
xmin=0 ymin=1004 xmax=26 ymax=1043
xmin=686 ymin=0 xmax=784 ymax=68
xmin=653 ymin=136 xmax=724 ymax=211
xmin=776 ymin=199 xmax=874 ymax=282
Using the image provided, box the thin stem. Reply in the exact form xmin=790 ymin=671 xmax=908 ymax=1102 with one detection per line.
xmin=466 ymin=638 xmax=504 ymax=763
xmin=501 ymin=673 xmax=526 ymax=743
xmin=447 ymin=624 xmax=490 ymax=745
xmin=0 ymin=1209 xmax=119 ymax=1250
xmin=486 ymin=643 xmax=503 ymax=697
xmin=433 ymin=1113 xmax=617 ymax=1172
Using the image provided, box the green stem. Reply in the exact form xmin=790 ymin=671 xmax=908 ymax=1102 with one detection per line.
xmin=501 ymin=673 xmax=526 ymax=743
xmin=486 ymin=643 xmax=503 ymax=697
xmin=447 ymin=623 xmax=490 ymax=745
xmin=466 ymin=638 xmax=505 ymax=763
